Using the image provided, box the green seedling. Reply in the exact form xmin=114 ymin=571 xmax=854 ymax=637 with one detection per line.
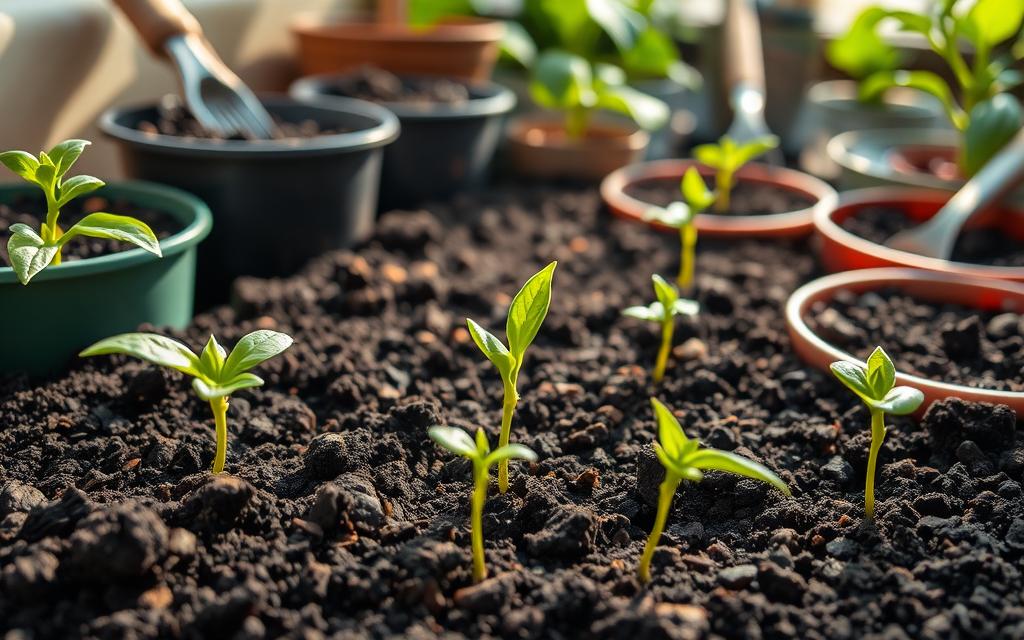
xmin=622 ymin=275 xmax=698 ymax=383
xmin=639 ymin=398 xmax=790 ymax=583
xmin=81 ymin=330 xmax=294 ymax=475
xmin=693 ymin=135 xmax=780 ymax=214
xmin=643 ymin=167 xmax=716 ymax=290
xmin=428 ymin=425 xmax=537 ymax=583
xmin=0 ymin=140 xmax=161 ymax=284
xmin=826 ymin=7 xmax=903 ymax=96
xmin=466 ymin=262 xmax=556 ymax=493
xmin=845 ymin=0 xmax=1024 ymax=175
xmin=830 ymin=346 xmax=924 ymax=519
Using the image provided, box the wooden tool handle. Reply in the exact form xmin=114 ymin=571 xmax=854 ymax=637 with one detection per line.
xmin=112 ymin=0 xmax=203 ymax=55
xmin=723 ymin=0 xmax=766 ymax=92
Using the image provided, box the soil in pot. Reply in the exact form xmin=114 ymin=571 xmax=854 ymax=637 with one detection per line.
xmin=807 ymin=287 xmax=1024 ymax=392
xmin=839 ymin=206 xmax=1024 ymax=267
xmin=624 ymin=176 xmax=816 ymax=215
xmin=321 ymin=65 xmax=470 ymax=106
xmin=0 ymin=194 xmax=180 ymax=265
xmin=1 ymin=185 xmax=1023 ymax=638
xmin=139 ymin=96 xmax=345 ymax=141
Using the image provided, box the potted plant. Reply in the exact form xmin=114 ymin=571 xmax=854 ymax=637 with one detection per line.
xmin=0 ymin=140 xmax=211 ymax=374
xmin=290 ymin=66 xmax=516 ymax=210
xmin=292 ymin=0 xmax=505 ymax=83
xmin=100 ymin=95 xmax=398 ymax=302
xmin=825 ymin=0 xmax=1024 ymax=191
xmin=793 ymin=7 xmax=945 ymax=179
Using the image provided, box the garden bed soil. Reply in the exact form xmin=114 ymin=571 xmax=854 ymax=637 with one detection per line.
xmin=839 ymin=207 xmax=1024 ymax=267
xmin=625 ymin=178 xmax=816 ymax=215
xmin=137 ymin=96 xmax=342 ymax=140
xmin=1 ymin=185 xmax=1022 ymax=638
xmin=0 ymin=195 xmax=180 ymax=267
xmin=807 ymin=288 xmax=1024 ymax=392
xmin=322 ymin=66 xmax=471 ymax=106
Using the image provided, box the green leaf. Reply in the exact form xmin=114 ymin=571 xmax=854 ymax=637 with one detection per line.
xmin=506 ymin=261 xmax=557 ymax=362
xmin=693 ymin=143 xmax=723 ymax=169
xmin=199 ymin=335 xmax=226 ymax=378
xmin=830 ymin=360 xmax=875 ymax=404
xmin=732 ymin=136 xmax=780 ymax=168
xmin=967 ymin=0 xmax=1024 ymax=47
xmin=653 ymin=442 xmax=704 ymax=482
xmin=47 ymin=139 xmax=89 ymax=179
xmin=684 ymin=449 xmax=791 ymax=496
xmin=0 ymin=150 xmax=40 ymax=181
xmin=884 ymin=10 xmax=932 ymax=36
xmin=586 ymin=0 xmax=644 ymax=52
xmin=826 ymin=7 xmax=902 ymax=79
xmin=58 ymin=213 xmax=162 ymax=257
xmin=865 ymin=346 xmax=896 ymax=398
xmin=643 ymin=202 xmax=691 ymax=228
xmin=57 ymin=175 xmax=104 ymax=207
xmin=672 ymin=299 xmax=700 ymax=317
xmin=33 ymin=163 xmax=56 ymax=192
xmin=875 ymin=385 xmax=925 ymax=415
xmin=651 ymin=274 xmax=678 ymax=309
xmin=681 ymin=168 xmax=715 ymax=212
xmin=192 ymin=372 xmax=265 ymax=400
xmin=485 ymin=443 xmax=538 ymax=466
xmin=530 ymin=50 xmax=595 ymax=110
xmin=961 ymin=94 xmax=1023 ymax=176
xmin=620 ymin=27 xmax=681 ymax=80
xmin=220 ymin=330 xmax=294 ymax=381
xmin=466 ymin=318 xmax=515 ymax=380
xmin=500 ymin=20 xmax=537 ymax=67
xmin=79 ymin=332 xmax=202 ymax=377
xmin=475 ymin=427 xmax=490 ymax=456
xmin=428 ymin=425 xmax=478 ymax=458
xmin=650 ymin=397 xmax=687 ymax=458
xmin=860 ymin=70 xmax=964 ymax=129
xmin=594 ymin=63 xmax=627 ymax=88
xmin=7 ymin=224 xmax=59 ymax=285
xmin=595 ymin=84 xmax=669 ymax=131
xmin=622 ymin=302 xmax=665 ymax=322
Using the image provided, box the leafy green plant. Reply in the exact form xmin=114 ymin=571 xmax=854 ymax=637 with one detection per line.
xmin=845 ymin=0 xmax=1024 ymax=175
xmin=428 ymin=425 xmax=537 ymax=582
xmin=643 ymin=167 xmax=716 ymax=290
xmin=0 ymin=140 xmax=161 ymax=285
xmin=466 ymin=262 xmax=556 ymax=493
xmin=826 ymin=7 xmax=903 ymax=95
xmin=639 ymin=398 xmax=790 ymax=583
xmin=81 ymin=330 xmax=293 ymax=474
xmin=622 ymin=274 xmax=698 ymax=383
xmin=830 ymin=346 xmax=924 ymax=518
xmin=693 ymin=135 xmax=779 ymax=213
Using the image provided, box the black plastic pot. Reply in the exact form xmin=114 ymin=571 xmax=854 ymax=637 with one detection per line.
xmin=100 ymin=96 xmax=399 ymax=302
xmin=290 ymin=74 xmax=515 ymax=210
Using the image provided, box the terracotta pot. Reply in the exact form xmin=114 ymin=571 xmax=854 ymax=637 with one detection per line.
xmin=814 ymin=186 xmax=1024 ymax=282
xmin=600 ymin=159 xmax=837 ymax=237
xmin=291 ymin=15 xmax=503 ymax=82
xmin=505 ymin=115 xmax=649 ymax=182
xmin=786 ymin=268 xmax=1024 ymax=418
xmin=827 ymin=128 xmax=963 ymax=191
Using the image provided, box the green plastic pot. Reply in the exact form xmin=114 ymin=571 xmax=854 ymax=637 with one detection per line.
xmin=0 ymin=181 xmax=212 ymax=375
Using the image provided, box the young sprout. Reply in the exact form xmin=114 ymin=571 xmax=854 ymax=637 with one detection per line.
xmin=466 ymin=261 xmax=556 ymax=493
xmin=0 ymin=140 xmax=161 ymax=284
xmin=639 ymin=398 xmax=790 ymax=583
xmin=830 ymin=346 xmax=924 ymax=519
xmin=693 ymin=135 xmax=780 ymax=214
xmin=643 ymin=167 xmax=717 ymax=290
xmin=428 ymin=425 xmax=537 ymax=583
xmin=81 ymin=330 xmax=293 ymax=475
xmin=622 ymin=275 xmax=699 ymax=383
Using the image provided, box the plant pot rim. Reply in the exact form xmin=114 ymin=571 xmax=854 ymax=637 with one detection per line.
xmin=290 ymin=73 xmax=516 ymax=121
xmin=827 ymin=128 xmax=961 ymax=190
xmin=600 ymin=159 xmax=838 ymax=237
xmin=807 ymin=80 xmax=942 ymax=116
xmin=0 ymin=181 xmax=212 ymax=286
xmin=291 ymin=14 xmax=505 ymax=44
xmin=99 ymin=95 xmax=400 ymax=159
xmin=785 ymin=267 xmax=1024 ymax=416
xmin=506 ymin=115 xmax=649 ymax=152
xmin=814 ymin=186 xmax=1024 ymax=280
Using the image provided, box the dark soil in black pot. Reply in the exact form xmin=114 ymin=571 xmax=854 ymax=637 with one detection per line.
xmin=139 ymin=95 xmax=345 ymax=140
xmin=808 ymin=288 xmax=1024 ymax=392
xmin=840 ymin=207 xmax=1024 ymax=267
xmin=323 ymin=66 xmax=471 ymax=107
xmin=1 ymin=186 xmax=1022 ymax=638
xmin=625 ymin=178 xmax=816 ymax=215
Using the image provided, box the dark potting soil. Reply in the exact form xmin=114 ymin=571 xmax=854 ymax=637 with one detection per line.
xmin=840 ymin=206 xmax=1024 ymax=267
xmin=625 ymin=177 xmax=816 ymax=216
xmin=324 ymin=66 xmax=471 ymax=106
xmin=137 ymin=95 xmax=343 ymax=141
xmin=0 ymin=194 xmax=180 ymax=267
xmin=1 ymin=186 xmax=1023 ymax=639
xmin=808 ymin=288 xmax=1024 ymax=392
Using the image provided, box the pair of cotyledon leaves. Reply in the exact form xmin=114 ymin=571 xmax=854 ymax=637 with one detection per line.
xmin=622 ymin=274 xmax=699 ymax=324
xmin=830 ymin=346 xmax=924 ymax=415
xmin=428 ymin=425 xmax=537 ymax=469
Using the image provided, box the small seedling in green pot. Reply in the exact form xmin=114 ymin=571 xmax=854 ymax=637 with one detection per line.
xmin=639 ymin=398 xmax=790 ymax=583
xmin=428 ymin=425 xmax=537 ymax=583
xmin=643 ymin=167 xmax=716 ymax=290
xmin=693 ymin=135 xmax=780 ymax=214
xmin=830 ymin=346 xmax=923 ymax=519
xmin=81 ymin=330 xmax=293 ymax=474
xmin=0 ymin=140 xmax=161 ymax=284
xmin=622 ymin=275 xmax=699 ymax=383
xmin=466 ymin=262 xmax=556 ymax=493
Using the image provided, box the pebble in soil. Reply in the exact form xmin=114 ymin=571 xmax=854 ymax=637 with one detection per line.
xmin=0 ymin=184 xmax=1022 ymax=638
